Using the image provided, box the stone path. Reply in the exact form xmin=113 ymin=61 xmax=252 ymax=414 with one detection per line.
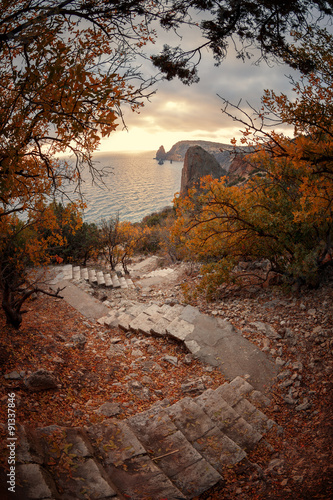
xmin=16 ymin=376 xmax=282 ymax=500
xmin=31 ymin=263 xmax=283 ymax=498
xmin=49 ymin=264 xmax=278 ymax=391
xmin=97 ymin=300 xmax=278 ymax=392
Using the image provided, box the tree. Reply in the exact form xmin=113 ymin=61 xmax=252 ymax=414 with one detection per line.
xmin=173 ymin=29 xmax=333 ymax=296
xmin=1 ymin=1 xmax=331 ymax=326
xmin=0 ymin=202 xmax=81 ymax=328
xmin=100 ymin=216 xmax=147 ymax=274
xmin=100 ymin=215 xmax=122 ymax=271
xmin=0 ymin=0 xmax=166 ymax=327
xmin=151 ymin=0 xmax=333 ymax=82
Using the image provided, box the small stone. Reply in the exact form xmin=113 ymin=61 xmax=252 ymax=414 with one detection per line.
xmin=4 ymin=371 xmax=21 ymax=380
xmin=24 ymin=370 xmax=57 ymax=392
xmin=70 ymin=333 xmax=87 ymax=349
xmin=277 ymin=370 xmax=291 ymax=380
xmin=275 ymin=357 xmax=285 ymax=366
xmin=296 ymin=401 xmax=312 ymax=411
xmin=181 ymin=378 xmax=206 ymax=395
xmin=283 ymin=394 xmax=297 ymax=404
xmin=95 ymin=402 xmax=121 ymax=417
xmin=280 ymin=379 xmax=294 ymax=388
xmin=132 ymin=349 xmax=144 ymax=357
xmin=52 ymin=356 xmax=65 ymax=364
xmin=184 ymin=354 xmax=193 ymax=364
xmin=162 ymin=355 xmax=178 ymax=366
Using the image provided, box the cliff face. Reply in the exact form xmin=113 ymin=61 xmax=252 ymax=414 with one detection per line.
xmin=228 ymin=154 xmax=253 ymax=178
xmin=156 ymin=140 xmax=247 ymax=172
xmin=180 ymin=146 xmax=226 ymax=195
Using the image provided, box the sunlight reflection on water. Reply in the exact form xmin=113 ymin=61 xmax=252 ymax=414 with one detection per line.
xmin=79 ymin=151 xmax=182 ymax=223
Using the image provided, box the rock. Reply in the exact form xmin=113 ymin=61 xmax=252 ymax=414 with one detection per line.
xmin=70 ymin=333 xmax=87 ymax=349
xmin=162 ymin=355 xmax=178 ymax=366
xmin=128 ymin=380 xmax=151 ymax=400
xmin=4 ymin=370 xmax=22 ymax=380
xmin=24 ymin=370 xmax=57 ymax=392
xmin=250 ymin=321 xmax=281 ymax=339
xmin=155 ymin=145 xmax=167 ymax=161
xmin=181 ymin=378 xmax=206 ymax=395
xmin=296 ymin=400 xmax=312 ymax=411
xmin=95 ymin=402 xmax=121 ymax=417
xmin=106 ymin=344 xmax=126 ymax=357
xmin=180 ymin=146 xmax=224 ymax=195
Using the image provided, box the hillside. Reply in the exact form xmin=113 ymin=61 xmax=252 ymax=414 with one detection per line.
xmin=156 ymin=140 xmax=249 ymax=172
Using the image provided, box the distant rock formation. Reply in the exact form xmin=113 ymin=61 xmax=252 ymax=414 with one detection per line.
xmin=155 ymin=140 xmax=250 ymax=172
xmin=180 ymin=146 xmax=226 ymax=195
xmin=155 ymin=145 xmax=167 ymax=161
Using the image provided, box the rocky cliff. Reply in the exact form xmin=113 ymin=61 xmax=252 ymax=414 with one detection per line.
xmin=180 ymin=146 xmax=226 ymax=195
xmin=157 ymin=140 xmax=247 ymax=172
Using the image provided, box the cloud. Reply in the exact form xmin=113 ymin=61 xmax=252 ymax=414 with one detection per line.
xmin=102 ymin=27 xmax=299 ymax=152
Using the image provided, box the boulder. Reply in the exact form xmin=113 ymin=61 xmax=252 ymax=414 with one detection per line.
xmin=24 ymin=369 xmax=57 ymax=392
xmin=180 ymin=146 xmax=224 ymax=195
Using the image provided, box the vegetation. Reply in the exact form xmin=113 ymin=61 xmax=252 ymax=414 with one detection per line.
xmin=171 ymin=29 xmax=333 ymax=298
xmin=1 ymin=2 xmax=332 ymax=327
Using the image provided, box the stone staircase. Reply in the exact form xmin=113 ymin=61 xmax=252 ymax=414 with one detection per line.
xmin=60 ymin=264 xmax=135 ymax=290
xmin=16 ymin=377 xmax=281 ymax=500
xmin=97 ymin=302 xmax=195 ymax=342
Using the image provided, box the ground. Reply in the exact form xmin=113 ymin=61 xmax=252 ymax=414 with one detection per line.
xmin=0 ymin=258 xmax=332 ymax=499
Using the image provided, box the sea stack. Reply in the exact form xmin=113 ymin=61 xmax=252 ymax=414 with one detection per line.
xmin=155 ymin=145 xmax=167 ymax=162
xmin=180 ymin=145 xmax=224 ymax=195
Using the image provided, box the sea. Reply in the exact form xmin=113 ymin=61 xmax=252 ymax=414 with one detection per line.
xmin=78 ymin=151 xmax=182 ymax=224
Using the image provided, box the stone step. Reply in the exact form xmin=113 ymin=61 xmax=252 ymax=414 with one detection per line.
xmin=111 ymin=273 xmax=121 ymax=288
xmin=126 ymin=407 xmax=223 ymax=498
xmin=63 ymin=264 xmax=136 ymax=291
xmin=165 ymin=397 xmax=246 ymax=473
xmin=118 ymin=276 xmax=128 ymax=289
xmin=87 ymin=419 xmax=187 ymax=500
xmin=18 ymin=425 xmax=120 ymax=499
xmin=88 ymin=268 xmax=97 ymax=283
xmin=195 ymin=389 xmax=262 ymax=451
xmin=81 ymin=267 xmax=89 ymax=280
xmin=215 ymin=378 xmax=277 ymax=435
xmin=96 ymin=270 xmax=106 ymax=286
xmin=16 ymin=378 xmax=279 ymax=499
xmin=104 ymin=273 xmax=113 ymax=287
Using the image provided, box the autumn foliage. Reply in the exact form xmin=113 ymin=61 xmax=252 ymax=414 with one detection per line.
xmin=0 ymin=1 xmax=158 ymax=327
xmin=172 ymin=29 xmax=333 ymax=297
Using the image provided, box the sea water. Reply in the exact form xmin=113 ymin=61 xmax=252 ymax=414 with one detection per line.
xmin=78 ymin=151 xmax=182 ymax=224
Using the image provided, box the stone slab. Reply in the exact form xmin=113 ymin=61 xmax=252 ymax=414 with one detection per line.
xmin=127 ymin=409 xmax=177 ymax=442
xmin=86 ymin=420 xmax=146 ymax=466
xmin=194 ymin=427 xmax=246 ymax=470
xmin=195 ymin=390 xmax=261 ymax=448
xmin=171 ymin=458 xmax=222 ymax=498
xmin=129 ymin=312 xmax=154 ymax=335
xmin=17 ymin=464 xmax=59 ymax=499
xmin=105 ymin=455 xmax=186 ymax=500
xmin=49 ymin=279 xmax=109 ymax=320
xmin=117 ymin=312 xmax=135 ymax=331
xmin=146 ymin=430 xmax=204 ymax=478
xmin=166 ymin=397 xmax=216 ymax=442
xmin=166 ymin=318 xmax=195 ymax=341
xmin=186 ymin=314 xmax=278 ymax=391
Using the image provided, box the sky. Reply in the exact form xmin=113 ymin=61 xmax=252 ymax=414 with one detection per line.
xmin=98 ymin=18 xmax=299 ymax=154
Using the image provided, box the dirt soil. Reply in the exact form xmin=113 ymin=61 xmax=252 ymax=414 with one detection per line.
xmin=0 ymin=258 xmax=332 ymax=499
